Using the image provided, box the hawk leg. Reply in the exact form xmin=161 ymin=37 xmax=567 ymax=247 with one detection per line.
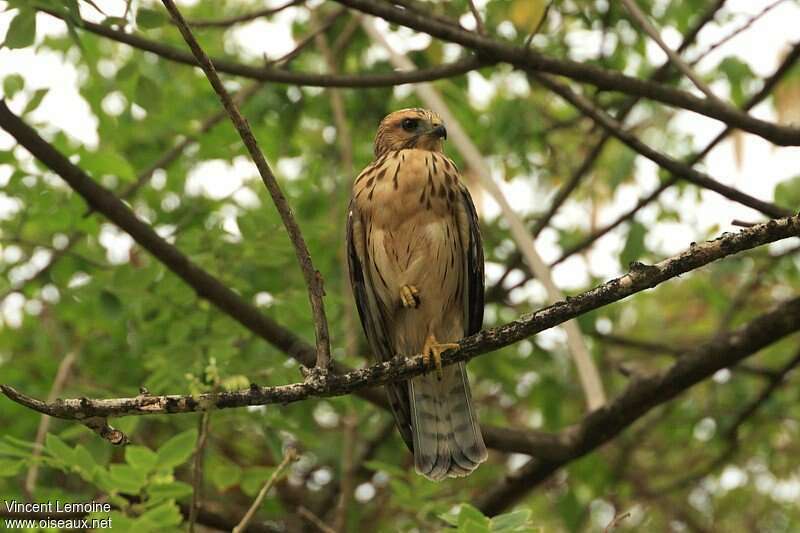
xmin=421 ymin=334 xmax=459 ymax=381
xmin=399 ymin=284 xmax=420 ymax=308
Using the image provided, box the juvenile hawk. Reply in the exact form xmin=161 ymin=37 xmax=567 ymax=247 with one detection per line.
xmin=346 ymin=108 xmax=487 ymax=480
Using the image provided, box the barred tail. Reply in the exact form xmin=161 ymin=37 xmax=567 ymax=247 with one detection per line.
xmin=408 ymin=362 xmax=487 ymax=481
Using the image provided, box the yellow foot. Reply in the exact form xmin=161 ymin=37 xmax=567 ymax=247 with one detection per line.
xmin=421 ymin=334 xmax=459 ymax=381
xmin=399 ymin=285 xmax=420 ymax=308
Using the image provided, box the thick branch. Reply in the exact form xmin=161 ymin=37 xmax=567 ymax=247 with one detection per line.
xmin=333 ymin=0 xmax=800 ymax=146
xmin=475 ymin=295 xmax=800 ymax=515
xmin=3 ymin=215 xmax=799 ymax=438
xmin=160 ymin=0 xmax=330 ymax=368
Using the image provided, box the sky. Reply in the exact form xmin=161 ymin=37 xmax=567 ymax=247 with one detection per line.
xmin=1 ymin=0 xmax=799 ymax=295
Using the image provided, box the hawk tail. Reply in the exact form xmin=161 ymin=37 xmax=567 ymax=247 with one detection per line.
xmin=408 ymin=362 xmax=487 ymax=481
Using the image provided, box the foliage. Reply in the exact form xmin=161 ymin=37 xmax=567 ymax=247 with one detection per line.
xmin=0 ymin=0 xmax=799 ymax=531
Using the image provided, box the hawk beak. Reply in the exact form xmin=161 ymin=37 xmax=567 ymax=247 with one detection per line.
xmin=431 ymin=124 xmax=447 ymax=140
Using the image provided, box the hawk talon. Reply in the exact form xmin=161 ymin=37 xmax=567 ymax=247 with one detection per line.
xmin=422 ymin=335 xmax=459 ymax=381
xmin=400 ymin=285 xmax=420 ymax=308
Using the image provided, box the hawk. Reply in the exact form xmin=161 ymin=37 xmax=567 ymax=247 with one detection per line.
xmin=346 ymin=108 xmax=487 ymax=480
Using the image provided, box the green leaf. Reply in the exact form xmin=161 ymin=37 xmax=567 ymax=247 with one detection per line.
xmin=138 ymin=500 xmax=183 ymax=527
xmin=3 ymin=74 xmax=25 ymax=98
xmin=45 ymin=433 xmax=75 ymax=463
xmin=136 ymin=8 xmax=167 ymax=29
xmin=73 ymin=444 xmax=99 ymax=480
xmin=210 ymin=459 xmax=243 ymax=491
xmin=2 ymin=8 xmax=37 ymax=49
xmin=109 ymin=463 xmax=148 ymax=494
xmin=156 ymin=429 xmax=197 ymax=470
xmin=22 ymin=87 xmax=49 ymax=114
xmin=240 ymin=466 xmax=276 ymax=496
xmin=126 ymin=445 xmax=158 ymax=473
xmin=148 ymin=481 xmax=194 ymax=502
xmin=774 ymin=175 xmax=800 ymax=210
xmin=460 ymin=519 xmax=491 ymax=533
xmin=100 ymin=289 xmax=124 ymax=317
xmin=82 ymin=149 xmax=136 ymax=182
xmin=135 ymin=74 xmax=161 ymax=110
xmin=458 ymin=504 xmax=491 ymax=529
xmin=0 ymin=458 xmax=23 ymax=477
xmin=490 ymin=510 xmax=534 ymax=531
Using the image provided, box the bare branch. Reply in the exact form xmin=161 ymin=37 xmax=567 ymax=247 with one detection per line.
xmin=620 ymin=0 xmax=720 ymax=101
xmin=233 ymin=447 xmax=298 ymax=533
xmin=185 ymin=0 xmax=303 ymax=28
xmin=533 ymin=73 xmax=790 ymax=219
xmin=160 ymin=0 xmax=331 ymax=369
xmin=547 ymin=40 xmax=800 ymax=267
xmin=332 ymin=0 xmax=800 ymax=146
xmin=689 ymin=0 xmax=788 ymax=67
xmin=38 ymin=9 xmax=490 ymax=88
xmin=188 ymin=411 xmax=212 ymax=533
xmin=24 ymin=352 xmax=77 ymax=496
xmin=466 ymin=0 xmax=485 ymax=35
xmin=488 ymin=0 xmax=728 ymax=300
xmin=2 ymin=215 xmax=799 ymax=438
xmin=475 ymin=295 xmax=800 ymax=515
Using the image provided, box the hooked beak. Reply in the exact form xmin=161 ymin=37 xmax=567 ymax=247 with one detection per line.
xmin=430 ymin=124 xmax=447 ymax=140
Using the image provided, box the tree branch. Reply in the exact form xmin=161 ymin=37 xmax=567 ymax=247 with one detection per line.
xmin=620 ymin=0 xmax=719 ymax=101
xmin=332 ymin=0 xmax=800 ymax=146
xmin=38 ymin=9 xmax=490 ymax=88
xmin=160 ymin=0 xmax=331 ymax=369
xmin=2 ymin=214 xmax=799 ymax=445
xmin=532 ymin=73 xmax=790 ymax=219
xmin=475 ymin=295 xmax=800 ymax=515
xmin=488 ymin=0 xmax=728 ymax=300
xmin=545 ymin=39 xmax=800 ymax=267
xmin=184 ymin=0 xmax=303 ymax=28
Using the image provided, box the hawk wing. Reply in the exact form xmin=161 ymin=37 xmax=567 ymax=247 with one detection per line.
xmin=457 ymin=183 xmax=485 ymax=336
xmin=346 ymin=197 xmax=415 ymax=447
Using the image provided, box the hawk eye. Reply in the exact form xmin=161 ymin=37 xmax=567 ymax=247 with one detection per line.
xmin=401 ymin=118 xmax=418 ymax=131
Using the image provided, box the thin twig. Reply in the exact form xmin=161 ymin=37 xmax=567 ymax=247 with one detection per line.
xmin=233 ymin=447 xmax=299 ymax=533
xmin=160 ymin=0 xmax=332 ymax=369
xmin=185 ymin=0 xmax=303 ymax=28
xmin=298 ymin=506 xmax=336 ymax=533
xmin=466 ymin=0 xmax=485 ymax=35
xmin=361 ymin=15 xmax=607 ymax=410
xmin=689 ymin=0 xmax=788 ymax=67
xmin=620 ymin=0 xmax=719 ymax=101
xmin=24 ymin=352 xmax=77 ymax=496
xmin=533 ymin=73 xmax=789 ymax=219
xmin=188 ymin=410 xmax=212 ymax=533
xmin=524 ymin=1 xmax=552 ymax=47
xmin=333 ymin=413 xmax=357 ymax=532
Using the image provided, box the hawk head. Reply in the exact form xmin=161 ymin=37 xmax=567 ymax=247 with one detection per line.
xmin=374 ymin=108 xmax=447 ymax=158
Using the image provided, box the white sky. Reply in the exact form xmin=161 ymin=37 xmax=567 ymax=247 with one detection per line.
xmin=0 ymin=0 xmax=799 ymax=294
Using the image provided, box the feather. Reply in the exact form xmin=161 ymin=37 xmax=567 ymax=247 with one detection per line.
xmin=347 ymin=108 xmax=487 ymax=479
